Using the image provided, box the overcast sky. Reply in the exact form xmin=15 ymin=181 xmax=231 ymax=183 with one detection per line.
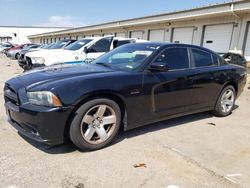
xmin=0 ymin=0 xmax=230 ymax=27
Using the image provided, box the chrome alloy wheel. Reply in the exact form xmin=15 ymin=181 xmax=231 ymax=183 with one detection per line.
xmin=80 ymin=105 xmax=117 ymax=144
xmin=220 ymin=89 xmax=235 ymax=113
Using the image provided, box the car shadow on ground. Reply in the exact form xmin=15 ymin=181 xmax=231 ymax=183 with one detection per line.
xmin=19 ymin=133 xmax=77 ymax=154
xmin=113 ymin=112 xmax=214 ymax=145
xmin=18 ymin=111 xmax=215 ymax=154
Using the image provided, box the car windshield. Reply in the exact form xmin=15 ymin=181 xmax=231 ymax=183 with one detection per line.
xmin=27 ymin=45 xmax=40 ymax=50
xmin=92 ymin=44 xmax=160 ymax=71
xmin=42 ymin=43 xmax=54 ymax=49
xmin=64 ymin=39 xmax=93 ymax=51
xmin=2 ymin=43 xmax=12 ymax=47
xmin=23 ymin=45 xmax=33 ymax=50
xmin=49 ymin=41 xmax=69 ymax=49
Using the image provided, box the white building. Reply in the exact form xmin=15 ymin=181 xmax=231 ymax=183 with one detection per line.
xmin=28 ymin=0 xmax=250 ymax=60
xmin=0 ymin=26 xmax=70 ymax=44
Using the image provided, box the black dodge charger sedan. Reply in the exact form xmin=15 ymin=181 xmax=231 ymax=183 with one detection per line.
xmin=4 ymin=43 xmax=247 ymax=150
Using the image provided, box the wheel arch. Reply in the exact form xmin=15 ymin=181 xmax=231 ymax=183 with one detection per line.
xmin=213 ymin=80 xmax=238 ymax=109
xmin=223 ymin=81 xmax=238 ymax=95
xmin=15 ymin=52 xmax=20 ymax=59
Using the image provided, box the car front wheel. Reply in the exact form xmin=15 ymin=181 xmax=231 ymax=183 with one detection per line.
xmin=69 ymin=98 xmax=121 ymax=151
xmin=212 ymin=85 xmax=236 ymax=117
xmin=15 ymin=53 xmax=20 ymax=59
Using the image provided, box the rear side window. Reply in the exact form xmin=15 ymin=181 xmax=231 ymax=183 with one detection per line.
xmin=113 ymin=40 xmax=135 ymax=48
xmin=192 ymin=49 xmax=214 ymax=67
xmin=153 ymin=47 xmax=189 ymax=70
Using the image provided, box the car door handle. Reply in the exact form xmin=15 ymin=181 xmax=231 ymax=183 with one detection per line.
xmin=130 ymin=89 xmax=141 ymax=95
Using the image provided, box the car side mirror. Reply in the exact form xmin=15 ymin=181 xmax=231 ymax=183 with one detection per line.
xmin=148 ymin=63 xmax=169 ymax=72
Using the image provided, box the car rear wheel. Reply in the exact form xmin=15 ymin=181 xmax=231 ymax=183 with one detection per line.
xmin=69 ymin=98 xmax=121 ymax=150
xmin=212 ymin=85 xmax=236 ymax=117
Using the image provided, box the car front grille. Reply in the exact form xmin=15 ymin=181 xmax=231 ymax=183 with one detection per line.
xmin=4 ymin=84 xmax=19 ymax=106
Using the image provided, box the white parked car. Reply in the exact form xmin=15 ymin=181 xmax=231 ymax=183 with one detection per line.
xmin=24 ymin=36 xmax=146 ymax=69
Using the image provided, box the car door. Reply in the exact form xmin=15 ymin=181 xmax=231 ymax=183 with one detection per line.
xmin=143 ymin=46 xmax=195 ymax=119
xmin=190 ymin=48 xmax=221 ymax=110
xmin=85 ymin=37 xmax=113 ymax=62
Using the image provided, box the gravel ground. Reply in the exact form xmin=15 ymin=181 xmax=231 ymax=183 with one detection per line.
xmin=0 ymin=54 xmax=250 ymax=188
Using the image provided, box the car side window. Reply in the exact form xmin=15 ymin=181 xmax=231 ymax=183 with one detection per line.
xmin=88 ymin=38 xmax=113 ymax=53
xmin=113 ymin=40 xmax=135 ymax=48
xmin=192 ymin=49 xmax=214 ymax=67
xmin=153 ymin=47 xmax=189 ymax=70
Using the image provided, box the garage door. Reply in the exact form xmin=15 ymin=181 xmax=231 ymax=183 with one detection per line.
xmin=149 ymin=29 xmax=165 ymax=42
xmin=130 ymin=31 xmax=144 ymax=39
xmin=116 ymin=32 xmax=126 ymax=38
xmin=203 ymin=24 xmax=234 ymax=53
xmin=84 ymin=35 xmax=92 ymax=38
xmin=172 ymin=27 xmax=194 ymax=44
xmin=244 ymin=24 xmax=250 ymax=57
xmin=103 ymin=33 xmax=113 ymax=36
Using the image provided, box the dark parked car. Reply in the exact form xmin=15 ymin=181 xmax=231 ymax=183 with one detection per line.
xmin=4 ymin=43 xmax=247 ymax=150
xmin=223 ymin=52 xmax=247 ymax=67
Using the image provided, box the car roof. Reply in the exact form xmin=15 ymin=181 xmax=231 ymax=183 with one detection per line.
xmin=60 ymin=39 xmax=75 ymax=42
xmin=83 ymin=37 xmax=103 ymax=40
xmin=81 ymin=36 xmax=144 ymax=41
xmin=125 ymin=42 xmax=217 ymax=54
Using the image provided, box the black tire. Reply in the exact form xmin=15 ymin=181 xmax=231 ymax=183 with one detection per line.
xmin=212 ymin=85 xmax=236 ymax=117
xmin=15 ymin=53 xmax=20 ymax=59
xmin=69 ymin=98 xmax=121 ymax=151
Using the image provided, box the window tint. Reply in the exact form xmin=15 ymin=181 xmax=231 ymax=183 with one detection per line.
xmin=153 ymin=47 xmax=189 ymax=70
xmin=2 ymin=44 xmax=12 ymax=47
xmin=88 ymin=37 xmax=113 ymax=53
xmin=113 ymin=40 xmax=135 ymax=48
xmin=64 ymin=39 xmax=92 ymax=51
xmin=192 ymin=49 xmax=214 ymax=67
xmin=93 ymin=43 xmax=158 ymax=71
xmin=29 ymin=45 xmax=40 ymax=49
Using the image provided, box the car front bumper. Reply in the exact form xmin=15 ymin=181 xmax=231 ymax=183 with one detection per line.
xmin=18 ymin=57 xmax=27 ymax=69
xmin=4 ymin=85 xmax=74 ymax=145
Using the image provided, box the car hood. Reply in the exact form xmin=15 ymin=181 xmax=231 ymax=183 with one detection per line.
xmin=25 ymin=49 xmax=66 ymax=58
xmin=16 ymin=63 xmax=114 ymax=88
xmin=25 ymin=49 xmax=78 ymax=65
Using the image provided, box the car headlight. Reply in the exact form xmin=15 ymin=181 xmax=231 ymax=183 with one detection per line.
xmin=27 ymin=91 xmax=62 ymax=107
xmin=31 ymin=57 xmax=45 ymax=64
